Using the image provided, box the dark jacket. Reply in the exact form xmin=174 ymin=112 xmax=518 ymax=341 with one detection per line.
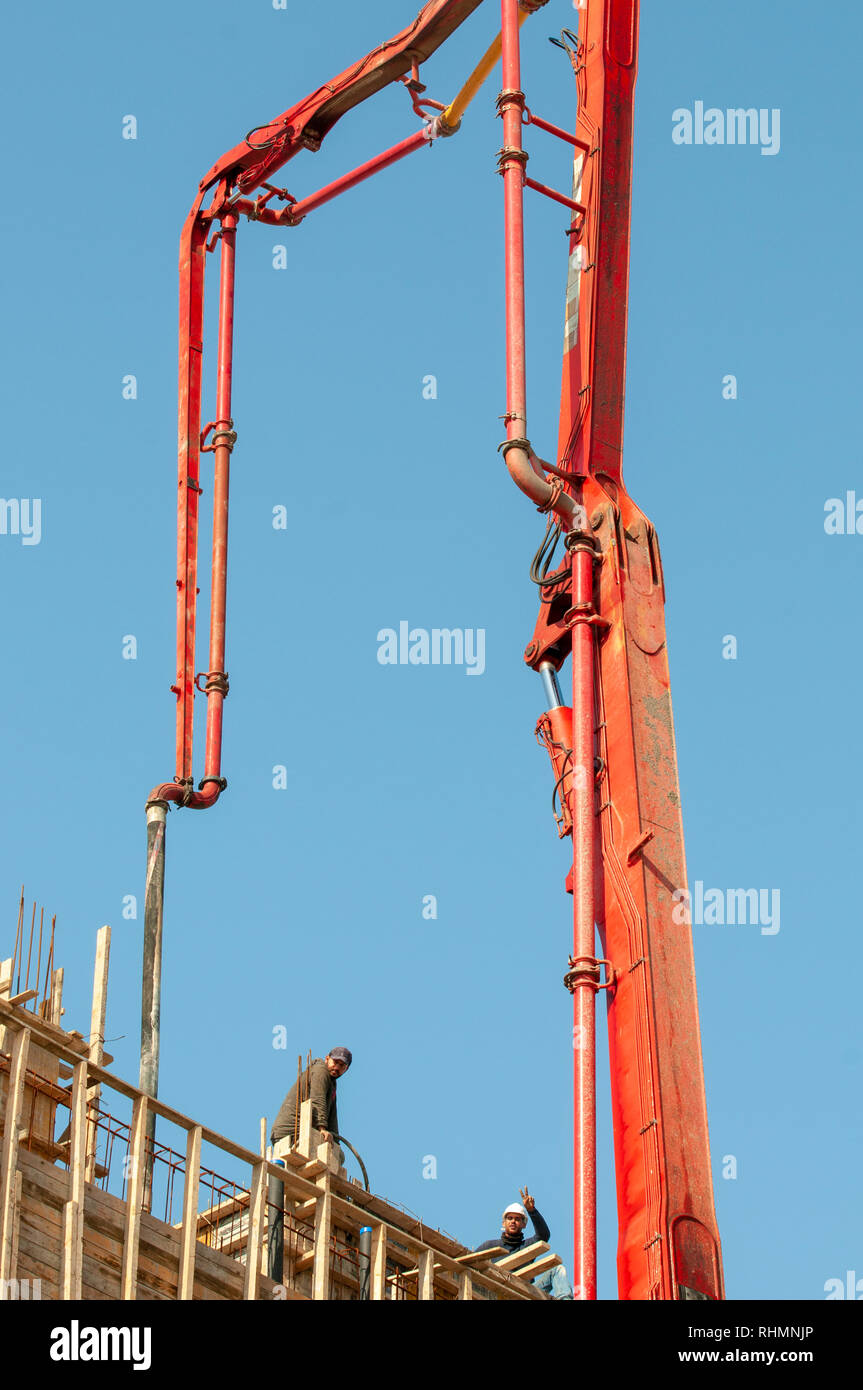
xmin=271 ymin=1058 xmax=338 ymax=1143
xmin=475 ymin=1207 xmax=551 ymax=1255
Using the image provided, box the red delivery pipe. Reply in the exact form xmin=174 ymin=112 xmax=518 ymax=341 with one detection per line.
xmin=500 ymin=0 xmax=597 ymax=1296
xmin=499 ymin=0 xmax=527 ymax=447
xmin=498 ymin=4 xmax=582 ymax=529
xmin=200 ymin=212 xmax=237 ymax=802
xmin=565 ymin=529 xmax=601 ymax=1300
xmin=149 ymin=210 xmax=236 ymax=813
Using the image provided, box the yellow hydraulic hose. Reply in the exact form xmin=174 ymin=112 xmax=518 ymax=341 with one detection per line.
xmin=441 ymin=7 xmax=530 ymax=131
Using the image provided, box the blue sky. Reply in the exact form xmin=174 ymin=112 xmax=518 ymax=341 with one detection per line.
xmin=1 ymin=0 xmax=861 ymax=1300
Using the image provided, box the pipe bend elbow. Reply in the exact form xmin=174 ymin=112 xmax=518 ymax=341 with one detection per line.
xmin=503 ymin=443 xmax=583 ymax=529
xmin=148 ymin=783 xmax=184 ymax=809
xmin=146 ymin=778 xmax=226 ymax=811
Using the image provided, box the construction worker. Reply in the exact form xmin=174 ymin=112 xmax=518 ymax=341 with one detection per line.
xmin=267 ymin=1048 xmax=352 ymax=1285
xmin=271 ymin=1047 xmax=352 ymax=1148
xmin=475 ymin=1187 xmax=573 ymax=1300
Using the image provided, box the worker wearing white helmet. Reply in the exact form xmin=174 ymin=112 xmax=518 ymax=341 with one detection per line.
xmin=475 ymin=1187 xmax=573 ymax=1300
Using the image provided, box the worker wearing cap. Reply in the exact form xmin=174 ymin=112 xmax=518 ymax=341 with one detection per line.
xmin=271 ymin=1047 xmax=352 ymax=1147
xmin=475 ymin=1187 xmax=573 ymax=1300
xmin=268 ymin=1048 xmax=352 ymax=1284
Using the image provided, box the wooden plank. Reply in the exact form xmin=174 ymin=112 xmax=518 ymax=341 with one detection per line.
xmin=80 ymin=1251 xmax=123 ymax=1299
xmin=371 ymin=1222 xmax=387 ymax=1301
xmin=81 ymin=1210 xmax=178 ymax=1299
xmin=50 ymin=967 xmax=64 ymax=1026
xmin=19 ymin=1152 xmax=80 ymax=1207
xmin=455 ymin=1245 xmax=507 ymax=1265
xmin=312 ymin=1178 xmax=331 ymax=1301
xmin=191 ymin=1243 xmax=245 ymax=1300
xmin=386 ymin=1249 xmax=526 ymax=1301
xmin=448 ymin=1253 xmax=538 ymax=1301
xmin=85 ymin=926 xmax=111 ymax=1183
xmin=0 ymin=955 xmax=12 ymax=1057
xmin=19 ymin=1215 xmax=68 ymax=1269
xmin=291 ymin=1198 xmax=317 ymax=1221
xmin=512 ymin=1251 xmax=561 ymax=1281
xmin=6 ymin=990 xmax=38 ymax=1007
xmin=0 ymin=1025 xmax=30 ymax=1282
xmin=243 ymin=1160 xmax=266 ymax=1301
xmin=87 ymin=928 xmax=111 ymax=1065
xmin=14 ymin=1244 xmax=59 ymax=1298
xmin=16 ymin=1204 xmax=61 ymax=1248
xmin=494 ymin=1239 xmax=549 ymax=1272
xmin=298 ymin=1097 xmax=312 ymax=1157
xmin=417 ymin=1248 xmax=434 ymax=1301
xmin=80 ymin=1236 xmax=179 ymax=1301
xmin=122 ymin=1095 xmax=148 ymax=1299
xmin=19 ymin=1228 xmax=68 ymax=1278
xmin=458 ymin=1270 xmax=473 ymax=1300
xmin=19 ymin=1196 xmax=63 ymax=1231
xmin=60 ymin=1057 xmax=87 ymax=1299
xmin=178 ymin=1124 xmax=202 ymax=1300
xmin=9 ymin=1170 xmax=22 ymax=1285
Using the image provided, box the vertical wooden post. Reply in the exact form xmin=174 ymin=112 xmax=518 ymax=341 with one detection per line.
xmin=298 ymin=1097 xmax=312 ymax=1157
xmin=121 ymin=1095 xmax=148 ymax=1300
xmin=61 ymin=1057 xmax=87 ymax=1299
xmin=458 ymin=1270 xmax=473 ymax=1300
xmin=9 ymin=1172 xmax=23 ymax=1285
xmin=417 ymin=1248 xmax=435 ymax=1301
xmin=0 ymin=1025 xmax=30 ymax=1283
xmin=50 ymin=967 xmax=64 ymax=1026
xmin=244 ymin=1160 xmax=266 ymax=1300
xmin=85 ymin=926 xmax=111 ymax=1182
xmin=178 ymin=1124 xmax=202 ymax=1299
xmin=0 ymin=959 xmax=11 ymax=1062
xmin=371 ymin=1222 xmax=388 ymax=1301
xmin=312 ymin=1174 xmax=332 ymax=1300
xmin=316 ymin=1134 xmax=340 ymax=1174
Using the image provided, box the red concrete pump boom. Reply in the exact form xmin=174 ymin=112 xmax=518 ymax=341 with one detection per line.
xmin=141 ymin=0 xmax=724 ymax=1301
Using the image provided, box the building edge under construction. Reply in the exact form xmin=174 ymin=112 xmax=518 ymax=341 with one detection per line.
xmin=0 ymin=930 xmax=558 ymax=1301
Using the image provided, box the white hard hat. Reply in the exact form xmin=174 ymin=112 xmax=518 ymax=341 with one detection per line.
xmin=502 ymin=1202 xmax=528 ymax=1219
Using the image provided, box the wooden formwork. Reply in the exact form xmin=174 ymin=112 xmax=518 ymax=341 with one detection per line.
xmin=0 ymin=939 xmax=554 ymax=1301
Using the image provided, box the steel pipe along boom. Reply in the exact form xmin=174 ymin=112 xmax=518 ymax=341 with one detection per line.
xmin=568 ymin=537 xmax=600 ymax=1300
xmin=140 ymin=799 xmax=167 ymax=1210
xmin=442 ymin=4 xmax=532 ymax=130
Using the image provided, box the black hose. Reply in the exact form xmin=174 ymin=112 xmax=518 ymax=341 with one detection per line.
xmin=333 ymin=1134 xmax=370 ymax=1192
